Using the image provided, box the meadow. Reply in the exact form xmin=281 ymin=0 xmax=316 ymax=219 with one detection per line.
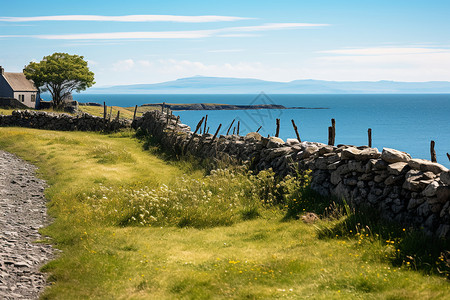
xmin=0 ymin=127 xmax=449 ymax=299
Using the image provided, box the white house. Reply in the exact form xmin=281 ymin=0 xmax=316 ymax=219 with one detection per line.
xmin=0 ymin=66 xmax=39 ymax=109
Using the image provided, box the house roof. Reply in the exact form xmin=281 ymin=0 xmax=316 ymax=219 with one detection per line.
xmin=2 ymin=72 xmax=38 ymax=92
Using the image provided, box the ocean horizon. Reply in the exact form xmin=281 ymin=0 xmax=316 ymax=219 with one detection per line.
xmin=42 ymin=93 xmax=450 ymax=168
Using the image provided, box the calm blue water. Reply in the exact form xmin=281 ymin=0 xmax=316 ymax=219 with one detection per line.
xmin=43 ymin=94 xmax=450 ymax=167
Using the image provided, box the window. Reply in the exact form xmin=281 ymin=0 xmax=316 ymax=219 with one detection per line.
xmin=19 ymin=95 xmax=24 ymax=102
xmin=31 ymin=94 xmax=36 ymax=102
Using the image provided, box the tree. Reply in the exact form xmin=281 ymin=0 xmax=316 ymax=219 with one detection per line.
xmin=24 ymin=52 xmax=95 ymax=107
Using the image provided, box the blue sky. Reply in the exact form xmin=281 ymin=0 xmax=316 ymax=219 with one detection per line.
xmin=1 ymin=0 xmax=449 ymax=86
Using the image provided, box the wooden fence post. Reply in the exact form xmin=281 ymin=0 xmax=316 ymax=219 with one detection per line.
xmin=237 ymin=121 xmax=240 ymax=135
xmin=368 ymin=128 xmax=372 ymax=148
xmin=431 ymin=140 xmax=437 ymax=162
xmin=331 ymin=118 xmax=336 ymax=146
xmin=210 ymin=124 xmax=222 ymax=143
xmin=328 ymin=127 xmax=333 ymax=146
xmin=275 ymin=119 xmax=280 ymax=137
xmin=203 ymin=115 xmax=208 ymax=134
xmin=447 ymin=153 xmax=450 ymax=162
xmin=132 ymin=105 xmax=138 ymax=122
xmin=256 ymin=126 xmax=262 ymax=133
xmin=291 ymin=119 xmax=301 ymax=143
xmin=161 ymin=102 xmax=165 ymax=113
xmin=103 ymin=102 xmax=107 ymax=119
xmin=116 ymin=110 xmax=120 ymax=120
xmin=226 ymin=119 xmax=235 ymax=135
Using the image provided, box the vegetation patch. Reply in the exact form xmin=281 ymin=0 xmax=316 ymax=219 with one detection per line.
xmin=0 ymin=127 xmax=449 ymax=299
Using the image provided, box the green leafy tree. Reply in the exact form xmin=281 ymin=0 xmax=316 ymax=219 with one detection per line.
xmin=24 ymin=52 xmax=95 ymax=107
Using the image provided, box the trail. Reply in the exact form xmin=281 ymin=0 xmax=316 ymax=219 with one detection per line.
xmin=0 ymin=150 xmax=54 ymax=299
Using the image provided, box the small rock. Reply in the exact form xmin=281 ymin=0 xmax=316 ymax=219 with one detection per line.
xmin=408 ymin=158 xmax=448 ymax=174
xmin=381 ymin=148 xmax=411 ymax=163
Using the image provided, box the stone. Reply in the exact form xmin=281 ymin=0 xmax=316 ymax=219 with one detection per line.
xmin=355 ymin=148 xmax=381 ymax=161
xmin=440 ymin=171 xmax=450 ymax=185
xmin=300 ymin=146 xmax=317 ymax=159
xmin=301 ymin=212 xmax=319 ymax=224
xmin=387 ymin=162 xmax=409 ymax=175
xmin=331 ymin=164 xmax=350 ymax=185
xmin=285 ymin=138 xmax=300 ymax=146
xmin=318 ymin=146 xmax=335 ymax=156
xmin=436 ymin=187 xmax=450 ymax=202
xmin=384 ymin=175 xmax=403 ymax=186
xmin=381 ymin=147 xmax=411 ymax=163
xmin=407 ymin=197 xmax=425 ymax=210
xmin=266 ymin=136 xmax=285 ymax=148
xmin=422 ymin=181 xmax=440 ymax=197
xmin=341 ymin=147 xmax=361 ymax=160
xmin=0 ymin=151 xmax=53 ymax=299
xmin=245 ymin=132 xmax=262 ymax=141
xmin=436 ymin=225 xmax=450 ymax=239
xmin=408 ymin=158 xmax=448 ymax=174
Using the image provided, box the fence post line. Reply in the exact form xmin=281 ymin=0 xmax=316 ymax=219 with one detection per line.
xmin=331 ymin=118 xmax=336 ymax=146
xmin=291 ymin=119 xmax=301 ymax=143
xmin=226 ymin=119 xmax=235 ymax=135
xmin=328 ymin=126 xmax=333 ymax=146
xmin=430 ymin=140 xmax=437 ymax=162
xmin=203 ymin=115 xmax=208 ymax=134
xmin=210 ymin=124 xmax=222 ymax=143
xmin=275 ymin=118 xmax=280 ymax=137
xmin=132 ymin=105 xmax=138 ymax=122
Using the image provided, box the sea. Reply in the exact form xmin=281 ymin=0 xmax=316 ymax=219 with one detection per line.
xmin=42 ymin=94 xmax=450 ymax=168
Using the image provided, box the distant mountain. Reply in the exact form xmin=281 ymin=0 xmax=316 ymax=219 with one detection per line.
xmin=87 ymin=76 xmax=450 ymax=94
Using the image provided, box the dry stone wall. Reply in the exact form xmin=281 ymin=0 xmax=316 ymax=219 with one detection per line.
xmin=134 ymin=110 xmax=450 ymax=238
xmin=0 ymin=110 xmax=130 ymax=132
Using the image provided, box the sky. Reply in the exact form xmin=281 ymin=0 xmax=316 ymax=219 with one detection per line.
xmin=1 ymin=0 xmax=450 ymax=87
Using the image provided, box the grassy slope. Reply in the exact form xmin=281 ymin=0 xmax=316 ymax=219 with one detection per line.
xmin=78 ymin=105 xmax=159 ymax=119
xmin=0 ymin=127 xmax=448 ymax=299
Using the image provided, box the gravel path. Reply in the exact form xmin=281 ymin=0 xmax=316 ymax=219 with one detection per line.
xmin=0 ymin=150 xmax=54 ymax=299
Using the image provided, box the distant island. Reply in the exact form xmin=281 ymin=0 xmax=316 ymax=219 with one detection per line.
xmin=141 ymin=103 xmax=328 ymax=110
xmin=87 ymin=76 xmax=450 ymax=94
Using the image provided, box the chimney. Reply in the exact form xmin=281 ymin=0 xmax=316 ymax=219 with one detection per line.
xmin=0 ymin=66 xmax=4 ymax=75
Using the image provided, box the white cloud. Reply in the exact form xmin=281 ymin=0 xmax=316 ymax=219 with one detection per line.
xmin=36 ymin=30 xmax=216 ymax=40
xmin=137 ymin=60 xmax=153 ymax=67
xmin=225 ymin=22 xmax=329 ymax=32
xmin=312 ymin=46 xmax=450 ymax=81
xmin=207 ymin=49 xmax=244 ymax=53
xmin=320 ymin=47 xmax=449 ymax=55
xmin=29 ymin=22 xmax=327 ymax=40
xmin=0 ymin=15 xmax=252 ymax=23
xmin=112 ymin=59 xmax=135 ymax=71
xmin=217 ymin=33 xmax=260 ymax=38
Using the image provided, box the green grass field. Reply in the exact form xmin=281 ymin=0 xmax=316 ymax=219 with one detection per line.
xmin=0 ymin=127 xmax=448 ymax=299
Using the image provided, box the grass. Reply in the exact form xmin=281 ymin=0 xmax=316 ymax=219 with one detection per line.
xmin=78 ymin=105 xmax=159 ymax=119
xmin=0 ymin=127 xmax=449 ymax=299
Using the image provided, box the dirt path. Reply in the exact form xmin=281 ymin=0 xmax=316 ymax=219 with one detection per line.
xmin=0 ymin=150 xmax=54 ymax=299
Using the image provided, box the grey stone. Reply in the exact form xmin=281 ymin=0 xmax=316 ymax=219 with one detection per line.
xmin=408 ymin=158 xmax=449 ymax=174
xmin=381 ymin=147 xmax=411 ymax=163
xmin=440 ymin=171 xmax=450 ymax=185
xmin=384 ymin=175 xmax=403 ymax=186
xmin=266 ymin=136 xmax=285 ymax=148
xmin=355 ymin=148 xmax=381 ymax=161
xmin=422 ymin=181 xmax=440 ymax=197
xmin=387 ymin=162 xmax=409 ymax=175
xmin=341 ymin=147 xmax=361 ymax=160
xmin=407 ymin=197 xmax=425 ymax=210
xmin=245 ymin=132 xmax=262 ymax=141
